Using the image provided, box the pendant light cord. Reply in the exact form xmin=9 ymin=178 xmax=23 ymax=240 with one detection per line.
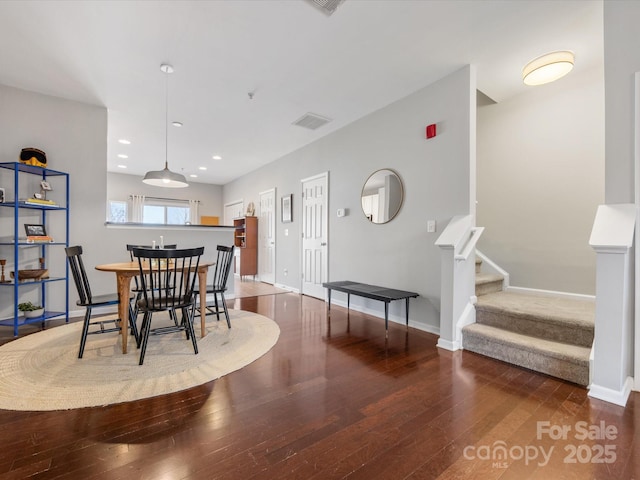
xmin=165 ymin=69 xmax=169 ymax=170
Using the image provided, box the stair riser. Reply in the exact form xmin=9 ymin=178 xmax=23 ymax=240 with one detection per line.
xmin=463 ymin=331 xmax=589 ymax=386
xmin=476 ymin=307 xmax=594 ymax=348
xmin=475 ymin=280 xmax=503 ymax=296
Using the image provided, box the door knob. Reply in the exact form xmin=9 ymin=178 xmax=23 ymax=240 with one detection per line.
xmin=321 ymin=242 xmax=327 ymax=246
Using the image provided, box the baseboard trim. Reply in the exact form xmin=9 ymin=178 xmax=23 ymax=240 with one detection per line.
xmin=437 ymin=338 xmax=460 ymax=351
xmin=506 ymin=286 xmax=596 ymax=301
xmin=588 ymin=377 xmax=633 ymax=407
xmin=275 ymin=283 xmax=300 ymax=294
xmin=328 ymin=298 xmax=439 ymax=336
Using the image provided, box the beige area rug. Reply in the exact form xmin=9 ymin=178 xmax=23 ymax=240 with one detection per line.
xmin=0 ymin=310 xmax=279 ymax=411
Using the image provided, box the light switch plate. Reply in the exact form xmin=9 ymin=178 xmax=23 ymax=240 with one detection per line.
xmin=427 ymin=220 xmax=436 ymax=233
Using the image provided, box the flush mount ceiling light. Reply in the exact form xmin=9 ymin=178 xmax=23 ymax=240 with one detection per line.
xmin=522 ymin=50 xmax=574 ymax=86
xmin=143 ymin=64 xmax=188 ymax=188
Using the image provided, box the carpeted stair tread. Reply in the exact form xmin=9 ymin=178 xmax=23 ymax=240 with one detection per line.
xmin=477 ymin=291 xmax=594 ymax=330
xmin=462 ymin=323 xmax=590 ymax=385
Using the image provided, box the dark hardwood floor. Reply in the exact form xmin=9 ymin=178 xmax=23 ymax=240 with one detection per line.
xmin=0 ymin=289 xmax=638 ymax=479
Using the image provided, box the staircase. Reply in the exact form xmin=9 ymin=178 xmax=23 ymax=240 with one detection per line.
xmin=462 ymin=258 xmax=595 ymax=386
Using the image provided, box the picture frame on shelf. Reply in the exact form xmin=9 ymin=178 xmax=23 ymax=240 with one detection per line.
xmin=24 ymin=224 xmax=47 ymax=237
xmin=281 ymin=194 xmax=292 ymax=223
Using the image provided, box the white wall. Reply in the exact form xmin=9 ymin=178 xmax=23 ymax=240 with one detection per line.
xmin=223 ymin=66 xmax=475 ymax=332
xmin=477 ymin=65 xmax=605 ymax=295
xmin=107 ymin=172 xmax=223 ymax=221
xmin=604 ymin=1 xmax=640 ymax=204
xmin=601 ymin=0 xmax=640 ymax=397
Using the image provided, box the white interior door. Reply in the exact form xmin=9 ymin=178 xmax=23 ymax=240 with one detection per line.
xmin=301 ymin=172 xmax=328 ymax=299
xmin=259 ymin=188 xmax=276 ymax=284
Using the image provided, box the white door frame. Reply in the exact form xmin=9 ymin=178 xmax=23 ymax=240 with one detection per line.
xmin=634 ymin=71 xmax=639 ymax=392
xmin=300 ymin=171 xmax=329 ymax=298
xmin=258 ymin=188 xmax=276 ymax=284
xmin=224 ymin=199 xmax=244 ymax=225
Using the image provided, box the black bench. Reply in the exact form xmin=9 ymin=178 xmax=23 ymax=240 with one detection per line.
xmin=322 ymin=281 xmax=419 ymax=333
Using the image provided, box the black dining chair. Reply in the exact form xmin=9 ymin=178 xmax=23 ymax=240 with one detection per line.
xmin=132 ymin=246 xmax=204 ymax=365
xmin=65 ymin=245 xmax=138 ymax=358
xmin=195 ymin=245 xmax=235 ymax=329
xmin=126 ymin=244 xmax=177 ymax=322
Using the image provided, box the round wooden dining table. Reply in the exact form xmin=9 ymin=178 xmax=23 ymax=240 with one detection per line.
xmin=95 ymin=260 xmax=214 ymax=354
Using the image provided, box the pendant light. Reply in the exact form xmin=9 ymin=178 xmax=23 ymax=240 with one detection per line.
xmin=143 ymin=63 xmax=188 ymax=188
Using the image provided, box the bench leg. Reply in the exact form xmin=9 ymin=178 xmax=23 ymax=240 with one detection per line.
xmin=385 ymin=302 xmax=389 ymax=337
xmin=347 ymin=293 xmax=351 ymax=310
xmin=406 ymin=297 xmax=410 ymax=327
xmin=327 ymin=289 xmax=332 ymax=311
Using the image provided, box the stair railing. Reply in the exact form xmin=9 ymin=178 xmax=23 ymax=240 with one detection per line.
xmin=455 ymin=226 xmax=484 ymax=262
xmin=435 ymin=215 xmax=483 ymax=351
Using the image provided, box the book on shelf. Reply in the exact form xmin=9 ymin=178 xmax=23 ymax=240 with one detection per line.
xmin=26 ymin=236 xmax=54 ymax=243
xmin=24 ymin=198 xmax=57 ymax=206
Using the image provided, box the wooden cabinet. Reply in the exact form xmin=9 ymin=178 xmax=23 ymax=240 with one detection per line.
xmin=233 ymin=216 xmax=257 ymax=278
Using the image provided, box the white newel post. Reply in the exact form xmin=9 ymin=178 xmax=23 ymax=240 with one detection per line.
xmin=589 ymin=204 xmax=635 ymax=407
xmin=435 ymin=215 xmax=478 ymax=351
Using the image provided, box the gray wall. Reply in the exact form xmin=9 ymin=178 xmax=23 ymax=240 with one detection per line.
xmin=0 ymin=84 xmax=108 ymax=316
xmin=477 ymin=64 xmax=605 ymax=295
xmin=604 ymin=1 xmax=640 ymax=204
xmin=107 ymin=171 xmax=224 ymax=221
xmin=223 ymin=66 xmax=475 ymax=332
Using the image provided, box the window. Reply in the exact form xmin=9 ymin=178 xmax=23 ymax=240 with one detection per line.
xmin=109 ymin=197 xmax=195 ymax=224
xmin=108 ymin=201 xmax=127 ymax=223
xmin=143 ymin=199 xmax=190 ymax=225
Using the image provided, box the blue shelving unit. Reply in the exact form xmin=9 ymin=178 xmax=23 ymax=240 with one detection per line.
xmin=0 ymin=162 xmax=69 ymax=336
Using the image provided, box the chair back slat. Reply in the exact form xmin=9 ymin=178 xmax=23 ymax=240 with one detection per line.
xmin=126 ymin=244 xmax=177 ymax=291
xmin=212 ymin=245 xmax=235 ymax=289
xmin=65 ymin=245 xmax=92 ymax=304
xmin=126 ymin=244 xmax=177 ymax=261
xmin=132 ymin=247 xmax=204 ymax=312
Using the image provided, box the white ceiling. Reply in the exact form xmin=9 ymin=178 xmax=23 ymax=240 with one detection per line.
xmin=0 ymin=0 xmax=603 ymax=185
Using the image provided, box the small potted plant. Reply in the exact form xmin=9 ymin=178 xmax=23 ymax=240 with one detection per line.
xmin=18 ymin=301 xmax=44 ymax=318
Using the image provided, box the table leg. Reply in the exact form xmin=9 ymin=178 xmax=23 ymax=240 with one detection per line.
xmin=347 ymin=293 xmax=351 ymax=310
xmin=198 ymin=267 xmax=208 ymax=338
xmin=116 ymin=273 xmax=133 ymax=354
xmin=327 ymin=288 xmax=332 ymax=311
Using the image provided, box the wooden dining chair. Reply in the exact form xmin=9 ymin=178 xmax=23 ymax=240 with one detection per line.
xmin=131 ymin=246 xmax=204 ymax=365
xmin=194 ymin=245 xmax=235 ymax=328
xmin=65 ymin=245 xmax=138 ymax=358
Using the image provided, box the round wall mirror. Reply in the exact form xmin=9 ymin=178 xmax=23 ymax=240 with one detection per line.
xmin=361 ymin=169 xmax=404 ymax=224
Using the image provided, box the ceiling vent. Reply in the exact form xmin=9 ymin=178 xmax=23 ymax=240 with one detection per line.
xmin=306 ymin=0 xmax=346 ymax=16
xmin=292 ymin=112 xmax=332 ymax=130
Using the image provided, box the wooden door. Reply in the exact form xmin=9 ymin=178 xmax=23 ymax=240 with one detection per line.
xmin=301 ymin=173 xmax=328 ymax=299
